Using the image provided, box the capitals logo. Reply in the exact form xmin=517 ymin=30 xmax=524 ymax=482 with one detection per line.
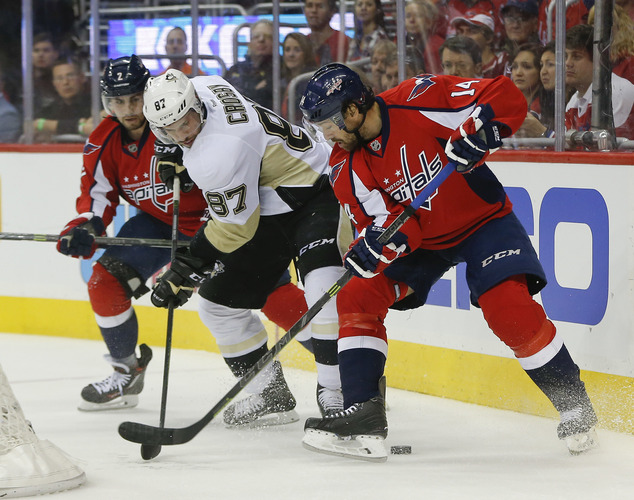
xmin=407 ymin=74 xmax=436 ymax=102
xmin=83 ymin=142 xmax=102 ymax=156
xmin=329 ymin=159 xmax=346 ymax=187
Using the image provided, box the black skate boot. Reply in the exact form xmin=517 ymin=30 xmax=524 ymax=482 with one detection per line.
xmin=223 ymin=361 xmax=299 ymax=428
xmin=78 ymin=344 xmax=152 ymax=411
xmin=557 ymin=403 xmax=598 ymax=455
xmin=316 ymin=384 xmax=344 ymax=417
xmin=303 ymin=394 xmax=388 ymax=462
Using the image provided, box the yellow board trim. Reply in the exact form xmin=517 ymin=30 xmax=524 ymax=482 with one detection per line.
xmin=2 ymin=295 xmax=632 ymax=434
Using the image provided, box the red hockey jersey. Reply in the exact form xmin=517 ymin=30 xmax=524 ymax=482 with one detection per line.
xmin=329 ymin=74 xmax=526 ymax=251
xmin=76 ymin=116 xmax=207 ymax=236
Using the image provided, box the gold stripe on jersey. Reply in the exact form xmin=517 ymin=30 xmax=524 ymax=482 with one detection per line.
xmin=203 ymin=205 xmax=261 ymax=253
xmin=215 ymin=327 xmax=269 ymax=356
xmin=260 ymin=143 xmax=321 ymax=189
xmin=337 ymin=207 xmax=354 ymax=257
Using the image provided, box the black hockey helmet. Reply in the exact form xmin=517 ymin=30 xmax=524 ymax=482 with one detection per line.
xmin=300 ymin=63 xmax=374 ymax=133
xmin=101 ymin=54 xmax=150 ymax=97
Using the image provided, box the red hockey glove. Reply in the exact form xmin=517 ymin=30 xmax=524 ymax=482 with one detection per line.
xmin=56 ymin=213 xmax=105 ymax=258
xmin=150 ymin=248 xmax=217 ymax=308
xmin=344 ymin=225 xmax=408 ymax=279
xmin=445 ymin=104 xmax=504 ymax=173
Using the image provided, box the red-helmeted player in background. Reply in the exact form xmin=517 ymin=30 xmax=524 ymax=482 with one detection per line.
xmin=299 ymin=64 xmax=598 ymax=461
xmin=56 ymin=55 xmax=308 ymax=411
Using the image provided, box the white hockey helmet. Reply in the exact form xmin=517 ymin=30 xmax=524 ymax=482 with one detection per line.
xmin=143 ymin=69 xmax=204 ymax=143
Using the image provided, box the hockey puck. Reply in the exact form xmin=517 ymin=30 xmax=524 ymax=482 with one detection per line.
xmin=390 ymin=445 xmax=412 ymax=455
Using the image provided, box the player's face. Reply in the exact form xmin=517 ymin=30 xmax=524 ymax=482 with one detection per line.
xmin=565 ymin=48 xmax=593 ymax=93
xmin=511 ymin=50 xmax=540 ymax=95
xmin=540 ymin=50 xmax=556 ymax=91
xmin=162 ymin=108 xmax=203 ymax=148
xmin=304 ymin=0 xmax=334 ymax=31
xmin=107 ymin=92 xmax=146 ymax=132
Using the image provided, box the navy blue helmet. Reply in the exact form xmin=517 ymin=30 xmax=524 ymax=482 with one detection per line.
xmin=100 ymin=54 xmax=150 ymax=98
xmin=300 ymin=63 xmax=374 ymax=131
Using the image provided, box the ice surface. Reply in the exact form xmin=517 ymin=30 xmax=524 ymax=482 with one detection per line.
xmin=2 ymin=332 xmax=634 ymax=500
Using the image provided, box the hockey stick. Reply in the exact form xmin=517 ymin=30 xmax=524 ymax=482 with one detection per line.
xmin=141 ymin=177 xmax=181 ymax=461
xmin=118 ymin=162 xmax=457 ymax=449
xmin=0 ymin=232 xmax=188 ymax=248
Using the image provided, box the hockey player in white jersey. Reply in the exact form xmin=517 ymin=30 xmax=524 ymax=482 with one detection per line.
xmin=143 ymin=69 xmax=350 ymax=426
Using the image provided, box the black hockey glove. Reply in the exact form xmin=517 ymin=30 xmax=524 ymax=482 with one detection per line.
xmin=344 ymin=225 xmax=408 ymax=279
xmin=151 ymin=247 xmax=216 ymax=308
xmin=154 ymin=141 xmax=195 ymax=192
xmin=56 ymin=213 xmax=105 ymax=258
xmin=445 ymin=104 xmax=504 ymax=173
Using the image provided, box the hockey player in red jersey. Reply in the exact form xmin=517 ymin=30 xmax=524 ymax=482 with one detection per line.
xmin=56 ymin=56 xmax=310 ymax=414
xmin=299 ymin=63 xmax=598 ymax=460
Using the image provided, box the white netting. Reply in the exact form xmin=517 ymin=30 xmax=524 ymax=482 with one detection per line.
xmin=0 ymin=364 xmax=37 ymax=455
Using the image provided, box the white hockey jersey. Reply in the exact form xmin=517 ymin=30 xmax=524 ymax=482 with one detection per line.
xmin=182 ymin=76 xmax=333 ymax=254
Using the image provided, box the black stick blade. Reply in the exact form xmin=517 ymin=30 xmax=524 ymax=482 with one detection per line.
xmin=119 ymin=421 xmax=175 ymax=446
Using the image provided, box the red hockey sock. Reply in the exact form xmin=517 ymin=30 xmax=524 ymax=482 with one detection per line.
xmin=261 ymin=282 xmax=308 ymax=331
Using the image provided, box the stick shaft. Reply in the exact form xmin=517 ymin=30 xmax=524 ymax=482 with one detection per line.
xmin=0 ymin=232 xmax=188 ymax=248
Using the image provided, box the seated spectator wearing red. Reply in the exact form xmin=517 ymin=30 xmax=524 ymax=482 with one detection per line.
xmin=451 ymin=8 xmax=509 ymax=78
xmin=510 ymin=42 xmax=542 ymax=114
xmin=565 ymin=24 xmax=634 ymax=139
xmin=446 ymin=0 xmax=503 ymax=43
xmin=499 ymin=0 xmax=540 ymax=59
xmin=404 ymin=0 xmax=444 ymax=74
xmin=588 ymin=4 xmax=634 ymax=85
xmin=33 ymin=58 xmax=92 ymax=142
xmin=303 ymin=0 xmax=351 ymax=66
xmin=162 ymin=27 xmax=206 ymax=76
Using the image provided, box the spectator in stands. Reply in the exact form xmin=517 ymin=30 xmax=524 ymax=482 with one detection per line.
xmin=440 ymin=35 xmax=482 ymax=78
xmin=451 ymin=9 xmax=509 ymax=78
xmin=499 ymin=0 xmax=540 ymax=59
xmin=538 ymin=0 xmax=588 ymax=44
xmin=510 ymin=43 xmax=542 ymax=113
xmin=347 ymin=0 xmax=388 ymax=64
xmin=380 ymin=48 xmax=422 ymax=91
xmin=163 ymin=26 xmax=206 ymax=76
xmin=565 ymin=24 xmax=634 ymax=138
xmin=588 ymin=4 xmax=634 ymax=85
xmin=303 ymin=0 xmax=351 ymax=65
xmin=281 ymin=32 xmax=317 ymax=125
xmin=32 ymin=32 xmax=59 ymax=112
xmin=615 ymin=0 xmax=634 ymax=21
xmin=404 ymin=0 xmax=443 ymax=74
xmin=446 ymin=0 xmax=502 ymax=42
xmin=224 ymin=19 xmax=274 ymax=110
xmin=0 ymin=66 xmax=20 ymax=142
xmin=369 ymin=39 xmax=397 ymax=94
xmin=32 ymin=58 xmax=92 ymax=142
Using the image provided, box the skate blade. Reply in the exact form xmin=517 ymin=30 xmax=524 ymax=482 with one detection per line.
xmin=224 ymin=409 xmax=300 ymax=429
xmin=77 ymin=394 xmax=139 ymax=412
xmin=565 ymin=426 xmax=599 ymax=455
xmin=302 ymin=429 xmax=388 ymax=462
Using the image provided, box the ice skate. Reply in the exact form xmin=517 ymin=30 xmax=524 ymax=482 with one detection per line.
xmin=316 ymin=384 xmax=344 ymax=417
xmin=302 ymin=395 xmax=388 ymax=462
xmin=78 ymin=344 xmax=153 ymax=411
xmin=223 ymin=361 xmax=299 ymax=428
xmin=557 ymin=404 xmax=599 ymax=455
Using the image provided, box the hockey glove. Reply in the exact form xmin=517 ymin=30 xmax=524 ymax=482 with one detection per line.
xmin=56 ymin=213 xmax=105 ymax=258
xmin=151 ymin=247 xmax=216 ymax=308
xmin=445 ymin=104 xmax=504 ymax=173
xmin=155 ymin=141 xmax=195 ymax=192
xmin=344 ymin=225 xmax=408 ymax=279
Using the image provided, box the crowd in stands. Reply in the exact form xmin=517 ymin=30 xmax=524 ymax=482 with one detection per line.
xmin=2 ymin=0 xmax=633 ymax=145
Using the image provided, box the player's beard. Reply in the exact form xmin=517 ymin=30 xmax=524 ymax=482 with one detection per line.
xmin=337 ymin=132 xmax=361 ymax=152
